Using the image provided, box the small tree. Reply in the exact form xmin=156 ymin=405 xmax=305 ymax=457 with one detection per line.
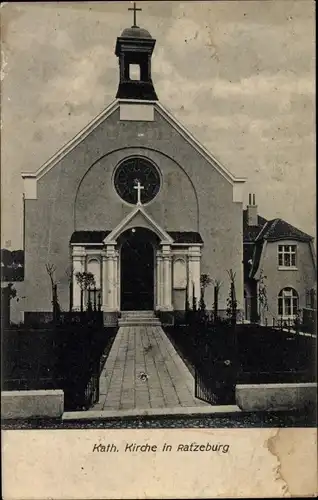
xmin=65 ymin=265 xmax=73 ymax=312
xmin=75 ymin=271 xmax=95 ymax=312
xmin=198 ymin=273 xmax=212 ymax=324
xmin=258 ymin=270 xmax=268 ymax=325
xmin=192 ymin=281 xmax=197 ymax=312
xmin=213 ymin=279 xmax=222 ymax=323
xmin=46 ymin=263 xmax=60 ymax=323
xmin=199 ymin=273 xmax=212 ymax=310
xmin=294 ymin=308 xmax=302 ymax=335
xmin=226 ymin=269 xmax=237 ymax=326
xmin=185 ymin=285 xmax=191 ymax=325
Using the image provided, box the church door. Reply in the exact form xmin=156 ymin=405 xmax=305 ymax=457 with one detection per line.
xmin=120 ymin=228 xmax=155 ymax=310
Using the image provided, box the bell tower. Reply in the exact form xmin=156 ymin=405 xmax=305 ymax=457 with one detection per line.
xmin=115 ymin=3 xmax=158 ymax=101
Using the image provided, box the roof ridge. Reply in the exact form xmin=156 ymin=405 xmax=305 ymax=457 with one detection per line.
xmin=255 ymin=220 xmax=268 ymax=241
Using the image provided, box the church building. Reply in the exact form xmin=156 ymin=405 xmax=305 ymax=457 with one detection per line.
xmin=21 ymin=11 xmax=246 ymax=325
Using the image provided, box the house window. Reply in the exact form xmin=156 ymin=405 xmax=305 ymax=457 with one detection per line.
xmin=278 ymin=245 xmax=297 ymax=267
xmin=278 ymin=288 xmax=298 ymax=318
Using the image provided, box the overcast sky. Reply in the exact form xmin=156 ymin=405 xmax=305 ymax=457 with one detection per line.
xmin=1 ymin=1 xmax=315 ymax=249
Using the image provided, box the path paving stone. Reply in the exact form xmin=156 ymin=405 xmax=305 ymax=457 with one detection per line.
xmin=92 ymin=324 xmax=208 ymax=411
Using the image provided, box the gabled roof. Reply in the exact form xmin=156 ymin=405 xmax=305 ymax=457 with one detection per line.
xmin=243 ymin=210 xmax=313 ymax=243
xmin=104 ymin=204 xmax=174 ymax=244
xmin=22 ymin=99 xmax=246 ymax=186
xmin=260 ymin=218 xmax=313 ymax=242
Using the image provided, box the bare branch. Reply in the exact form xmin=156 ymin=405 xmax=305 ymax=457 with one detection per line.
xmin=45 ymin=263 xmax=56 ymax=287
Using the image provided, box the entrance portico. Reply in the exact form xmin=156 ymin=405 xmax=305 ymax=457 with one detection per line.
xmin=70 ymin=204 xmax=203 ymax=322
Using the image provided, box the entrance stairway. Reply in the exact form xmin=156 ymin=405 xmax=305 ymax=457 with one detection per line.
xmin=118 ymin=311 xmax=161 ymax=327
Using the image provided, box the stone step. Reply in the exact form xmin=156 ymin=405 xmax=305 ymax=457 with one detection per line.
xmin=118 ymin=319 xmax=161 ymax=323
xmin=120 ymin=315 xmax=156 ymax=320
xmin=118 ymin=319 xmax=161 ymax=326
xmin=121 ymin=312 xmax=155 ymax=316
xmin=121 ymin=313 xmax=155 ymax=318
xmin=121 ymin=311 xmax=155 ymax=316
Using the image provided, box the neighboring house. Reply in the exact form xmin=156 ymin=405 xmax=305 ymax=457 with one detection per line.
xmin=243 ymin=194 xmax=316 ymax=325
xmin=1 ymin=249 xmax=25 ymax=325
xmin=0 ymin=249 xmax=24 ymax=282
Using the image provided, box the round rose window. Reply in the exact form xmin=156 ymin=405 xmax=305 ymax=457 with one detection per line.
xmin=114 ymin=157 xmax=160 ymax=205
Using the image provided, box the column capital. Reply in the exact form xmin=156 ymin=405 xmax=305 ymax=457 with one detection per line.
xmin=72 ymin=245 xmax=86 ymax=257
xmin=161 ymin=244 xmax=171 ymax=256
xmin=103 ymin=245 xmax=117 ymax=258
xmin=162 ymin=254 xmax=172 ymax=261
xmin=188 ymin=245 xmax=202 ymax=257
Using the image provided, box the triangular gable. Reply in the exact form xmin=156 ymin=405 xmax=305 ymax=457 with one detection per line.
xmin=22 ymin=98 xmax=246 ymax=189
xmin=104 ymin=205 xmax=174 ymax=244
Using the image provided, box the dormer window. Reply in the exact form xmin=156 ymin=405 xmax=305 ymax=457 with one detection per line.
xmin=278 ymin=244 xmax=297 ymax=268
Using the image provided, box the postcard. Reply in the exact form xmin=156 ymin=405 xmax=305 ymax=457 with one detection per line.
xmin=1 ymin=1 xmax=317 ymax=498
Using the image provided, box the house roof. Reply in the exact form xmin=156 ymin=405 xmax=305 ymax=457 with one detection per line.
xmin=70 ymin=230 xmax=203 ymax=245
xmin=243 ymin=210 xmax=313 ymax=243
xmin=260 ymin=218 xmax=313 ymax=242
xmin=249 ymin=242 xmax=264 ymax=279
xmin=243 ymin=210 xmax=314 ymax=279
xmin=243 ymin=210 xmax=268 ymax=242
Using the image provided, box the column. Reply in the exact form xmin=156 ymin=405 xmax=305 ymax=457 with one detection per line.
xmin=188 ymin=246 xmax=202 ymax=307
xmin=72 ymin=246 xmax=85 ymax=310
xmin=113 ymin=249 xmax=119 ymax=310
xmin=156 ymin=250 xmax=163 ymax=310
xmin=102 ymin=244 xmax=118 ymax=311
xmin=162 ymin=245 xmax=172 ymax=310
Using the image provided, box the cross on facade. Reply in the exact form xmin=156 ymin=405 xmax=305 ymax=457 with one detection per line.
xmin=134 ymin=180 xmax=144 ymax=205
xmin=128 ymin=2 xmax=142 ymax=27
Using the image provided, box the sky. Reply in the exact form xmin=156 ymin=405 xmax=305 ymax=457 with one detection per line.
xmin=1 ymin=0 xmax=316 ymax=249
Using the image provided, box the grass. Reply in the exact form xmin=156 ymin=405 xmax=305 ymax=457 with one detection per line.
xmin=2 ymin=326 xmax=118 ymax=409
xmin=164 ymin=323 xmax=316 ymax=385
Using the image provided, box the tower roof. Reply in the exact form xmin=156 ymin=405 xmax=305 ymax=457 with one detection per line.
xmin=120 ymin=26 xmax=152 ymax=39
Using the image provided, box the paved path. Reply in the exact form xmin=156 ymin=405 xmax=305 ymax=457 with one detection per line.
xmin=92 ymin=325 xmax=208 ymax=411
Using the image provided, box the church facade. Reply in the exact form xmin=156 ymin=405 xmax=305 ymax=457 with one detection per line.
xmin=21 ymin=21 xmax=246 ymax=325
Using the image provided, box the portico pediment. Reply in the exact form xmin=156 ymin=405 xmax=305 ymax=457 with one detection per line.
xmin=103 ymin=205 xmax=174 ymax=245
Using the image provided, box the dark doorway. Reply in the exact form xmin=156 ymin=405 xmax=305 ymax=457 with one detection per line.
xmin=120 ymin=228 xmax=158 ymax=310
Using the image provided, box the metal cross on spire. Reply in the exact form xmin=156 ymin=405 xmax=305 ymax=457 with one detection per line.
xmin=134 ymin=180 xmax=144 ymax=205
xmin=128 ymin=2 xmax=142 ymax=28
